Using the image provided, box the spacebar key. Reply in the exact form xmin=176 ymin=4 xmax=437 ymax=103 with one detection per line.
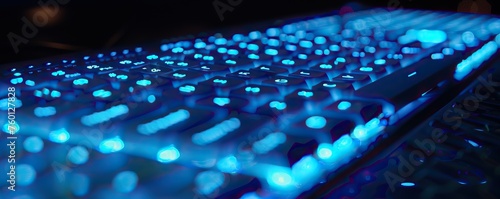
xmin=355 ymin=53 xmax=462 ymax=110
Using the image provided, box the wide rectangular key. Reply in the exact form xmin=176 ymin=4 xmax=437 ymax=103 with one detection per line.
xmin=355 ymin=53 xmax=463 ymax=110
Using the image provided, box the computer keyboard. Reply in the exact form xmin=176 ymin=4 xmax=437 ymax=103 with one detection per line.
xmin=1 ymin=8 xmax=500 ymax=199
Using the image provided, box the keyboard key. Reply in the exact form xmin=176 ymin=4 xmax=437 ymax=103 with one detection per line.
xmin=312 ymin=81 xmax=354 ymax=92
xmin=196 ymin=96 xmax=249 ymax=110
xmin=250 ymin=65 xmax=289 ymax=75
xmin=325 ymin=100 xmax=384 ymax=122
xmin=129 ymin=65 xmax=173 ymax=76
xmin=332 ymin=73 xmax=371 ymax=83
xmin=200 ymin=76 xmax=246 ymax=93
xmin=162 ymin=70 xmax=205 ymax=86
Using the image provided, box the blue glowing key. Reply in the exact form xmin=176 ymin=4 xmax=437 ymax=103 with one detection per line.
xmin=157 ymin=145 xmax=180 ymax=163
xmin=23 ymin=136 xmax=44 ymax=153
xmin=192 ymin=118 xmax=241 ymax=145
xmin=73 ymin=78 xmax=88 ymax=86
xmin=211 ymin=97 xmax=230 ymax=107
xmin=292 ymin=155 xmax=321 ymax=183
xmin=81 ymin=104 xmax=129 ymax=126
xmin=93 ymin=89 xmax=111 ymax=98
xmin=306 ymin=116 xmax=327 ymax=129
xmin=374 ymin=59 xmax=386 ymax=65
xmin=11 ymin=77 xmax=23 ymax=84
xmin=298 ymin=91 xmax=313 ymax=98
xmin=49 ymin=128 xmax=70 ymax=143
xmin=247 ymin=44 xmax=259 ymax=51
xmin=248 ymin=54 xmax=260 ymax=59
xmin=227 ymin=49 xmax=239 ymax=55
xmin=462 ymin=31 xmax=475 ymax=44
xmin=173 ymin=73 xmax=186 ymax=78
xmin=359 ymin=67 xmax=373 ymax=72
xmin=34 ymin=106 xmax=56 ymax=117
xmin=337 ymin=101 xmax=351 ymax=110
xmin=269 ymin=101 xmax=287 ymax=110
xmin=401 ymin=182 xmax=415 ymax=187
xmin=213 ymin=79 xmax=227 ymax=84
xmin=0 ymin=98 xmax=21 ymax=111
xmin=267 ymin=169 xmax=293 ymax=188
xmin=52 ymin=70 xmax=65 ymax=76
xmin=17 ymin=164 xmax=37 ymax=186
xmin=275 ymin=79 xmax=288 ymax=84
xmin=245 ymin=86 xmax=260 ymax=93
xmin=179 ymin=85 xmax=196 ymax=93
xmin=252 ymin=132 xmax=286 ymax=154
xmin=320 ymin=64 xmax=333 ymax=69
xmin=317 ymin=143 xmax=334 ymax=160
xmin=299 ymin=40 xmax=313 ymax=48
xmin=136 ymin=79 xmax=152 ymax=86
xmin=138 ymin=109 xmax=190 ymax=135
xmin=147 ymin=95 xmax=156 ymax=103
xmin=172 ymin=47 xmax=184 ymax=53
xmin=225 ymin=59 xmax=237 ymax=65
xmin=113 ymin=171 xmax=138 ymax=193
xmin=146 ymin=54 xmax=159 ymax=60
xmin=214 ymin=38 xmax=227 ymax=45
xmin=217 ymin=156 xmax=240 ymax=173
xmin=67 ymin=146 xmax=89 ymax=165
xmin=265 ymin=49 xmax=278 ymax=56
xmin=281 ymin=59 xmax=295 ymax=65
xmin=25 ymin=80 xmax=35 ymax=86
xmin=333 ymin=134 xmax=354 ymax=150
xmin=314 ymin=36 xmax=327 ymax=44
xmin=431 ymin=53 xmax=444 ymax=60
xmin=99 ymin=136 xmax=125 ymax=153
xmin=217 ymin=47 xmax=228 ymax=53
xmin=417 ymin=30 xmax=447 ymax=43
xmin=50 ymin=90 xmax=61 ymax=98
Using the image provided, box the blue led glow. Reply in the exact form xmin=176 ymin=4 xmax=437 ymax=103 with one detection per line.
xmin=245 ymin=87 xmax=260 ymax=93
xmin=467 ymin=140 xmax=479 ymax=147
xmin=268 ymin=39 xmax=280 ymax=47
xmin=443 ymin=48 xmax=454 ymax=55
xmin=252 ymin=132 xmax=286 ymax=154
xmin=51 ymin=90 xmax=61 ymax=98
xmin=249 ymin=31 xmax=261 ymax=40
xmin=333 ymin=134 xmax=354 ymax=151
xmin=146 ymin=54 xmax=159 ymax=60
xmin=417 ymin=30 xmax=447 ymax=43
xmin=143 ymin=95 xmax=155 ymax=104
xmin=317 ymin=143 xmax=334 ymax=160
xmin=25 ymin=80 xmax=35 ymax=86
xmin=99 ymin=136 xmax=125 ymax=153
xmin=81 ymin=104 xmax=129 ymax=126
xmin=455 ymin=41 xmax=498 ymax=80
xmin=286 ymin=44 xmax=297 ymax=51
xmin=213 ymin=97 xmax=230 ymax=106
xmin=11 ymin=77 xmax=23 ymax=84
xmin=23 ymin=136 xmax=44 ymax=153
xmin=360 ymin=67 xmax=373 ymax=72
xmin=217 ymin=156 xmax=240 ymax=173
xmin=281 ymin=59 xmax=295 ymax=65
xmin=225 ymin=60 xmax=237 ymax=65
xmin=179 ymin=85 xmax=196 ymax=93
xmin=232 ymin=34 xmax=244 ymax=41
xmin=17 ymin=164 xmax=37 ymax=186
xmin=217 ymin=47 xmax=228 ymax=53
xmin=172 ymin=47 xmax=184 ymax=53
xmin=496 ymin=34 xmax=500 ymax=45
xmin=93 ymin=89 xmax=111 ymax=98
xmin=323 ymin=83 xmax=336 ymax=88
xmin=52 ymin=70 xmax=65 ymax=76
xmin=267 ymin=169 xmax=293 ymax=188
xmin=314 ymin=36 xmax=327 ymax=44
xmin=269 ymin=101 xmax=287 ymax=110
xmin=67 ymin=146 xmax=89 ymax=165
xmin=214 ymin=38 xmax=227 ymax=45
xmin=136 ymin=79 xmax=152 ymax=86
xmin=228 ymin=49 xmax=239 ymax=55
xmin=157 ymin=145 xmax=180 ymax=163
xmin=239 ymin=42 xmax=247 ymax=48
xmin=401 ymin=182 xmax=415 ymax=187
xmin=49 ymin=128 xmax=70 ymax=143
xmin=462 ymin=31 xmax=475 ymax=44
xmin=247 ymin=44 xmax=259 ymax=51
xmin=73 ymin=78 xmax=88 ymax=86
xmin=299 ymin=40 xmax=313 ymax=48
xmin=248 ymin=54 xmax=260 ymax=59
xmin=374 ymin=59 xmax=386 ymax=65
xmin=173 ymin=73 xmax=186 ymax=78
xmin=138 ymin=109 xmax=190 ymax=135
xmin=34 ymin=106 xmax=56 ymax=117
xmin=337 ymin=101 xmax=351 ymax=110
xmin=306 ymin=116 xmax=327 ymax=129
xmin=292 ymin=155 xmax=320 ymax=184
xmin=265 ymin=49 xmax=278 ymax=56
xmin=213 ymin=79 xmax=227 ymax=84
xmin=422 ymin=48 xmax=440 ymax=56
xmin=320 ymin=64 xmax=333 ymax=69
xmin=192 ymin=118 xmax=241 ymax=145
xmin=298 ymin=91 xmax=313 ymax=98
xmin=113 ymin=171 xmax=138 ymax=193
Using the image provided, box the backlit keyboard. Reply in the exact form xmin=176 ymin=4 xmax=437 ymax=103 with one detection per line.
xmin=1 ymin=8 xmax=500 ymax=199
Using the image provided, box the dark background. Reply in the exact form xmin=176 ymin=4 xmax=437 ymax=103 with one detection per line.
xmin=0 ymin=0 xmax=498 ymax=66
